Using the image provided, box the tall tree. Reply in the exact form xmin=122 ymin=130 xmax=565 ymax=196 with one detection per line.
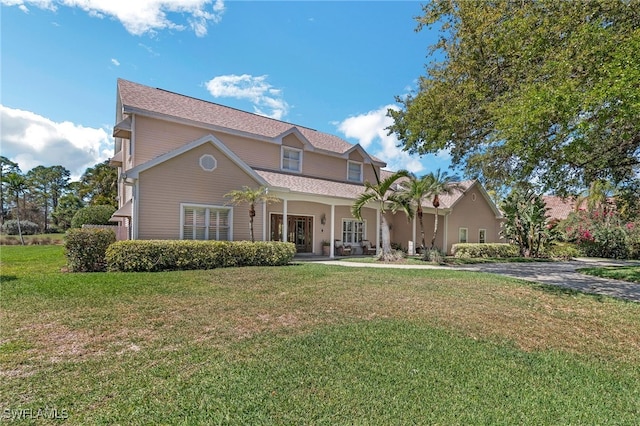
xmin=399 ymin=173 xmax=432 ymax=251
xmin=79 ymin=161 xmax=118 ymax=207
xmin=52 ymin=194 xmax=85 ymax=230
xmin=388 ymin=0 xmax=640 ymax=195
xmin=224 ymin=186 xmax=280 ymax=242
xmin=352 ymin=170 xmax=413 ymax=261
xmin=26 ymin=165 xmax=69 ymax=231
xmin=48 ymin=165 xmax=71 ymax=219
xmin=4 ymin=172 xmax=27 ymax=245
xmin=423 ymin=169 xmax=464 ymax=250
xmin=0 ymin=156 xmax=20 ymax=226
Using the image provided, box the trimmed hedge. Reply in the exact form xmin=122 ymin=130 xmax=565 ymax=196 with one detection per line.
xmin=452 ymin=243 xmax=520 ymax=258
xmin=71 ymin=205 xmax=116 ymax=229
xmin=65 ymin=228 xmax=116 ymax=272
xmin=106 ymin=240 xmax=297 ymax=272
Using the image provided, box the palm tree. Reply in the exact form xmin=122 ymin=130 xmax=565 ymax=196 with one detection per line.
xmin=399 ymin=173 xmax=432 ymax=252
xmin=5 ymin=172 xmax=27 ymax=245
xmin=224 ymin=186 xmax=280 ymax=242
xmin=352 ymin=170 xmax=413 ymax=261
xmin=424 ymin=169 xmax=464 ymax=250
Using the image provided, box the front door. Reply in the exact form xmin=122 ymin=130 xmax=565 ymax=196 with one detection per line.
xmin=270 ymin=214 xmax=313 ymax=253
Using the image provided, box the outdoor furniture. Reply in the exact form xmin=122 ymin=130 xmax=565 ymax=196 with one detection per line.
xmin=334 ymin=240 xmax=352 ymax=256
xmin=361 ymin=240 xmax=377 ymax=255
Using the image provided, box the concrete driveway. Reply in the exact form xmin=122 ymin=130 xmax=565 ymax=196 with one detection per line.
xmin=314 ymin=258 xmax=640 ymax=303
xmin=452 ymin=258 xmax=640 ymax=303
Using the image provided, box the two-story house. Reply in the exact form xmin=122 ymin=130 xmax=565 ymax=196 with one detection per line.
xmin=110 ymin=79 xmax=503 ymax=256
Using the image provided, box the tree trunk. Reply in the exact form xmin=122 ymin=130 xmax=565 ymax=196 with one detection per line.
xmin=249 ymin=203 xmax=256 ymax=243
xmin=380 ymin=211 xmax=392 ymax=259
xmin=431 ymin=207 xmax=439 ymax=249
xmin=15 ymin=195 xmax=24 ymax=246
xmin=418 ymin=206 xmax=426 ymax=250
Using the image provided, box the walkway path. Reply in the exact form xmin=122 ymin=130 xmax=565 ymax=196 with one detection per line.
xmin=310 ymin=257 xmax=640 ymax=303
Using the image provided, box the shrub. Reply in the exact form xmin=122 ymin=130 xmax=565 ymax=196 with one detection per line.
xmin=71 ymin=205 xmax=116 ymax=229
xmin=562 ymin=209 xmax=635 ymax=259
xmin=65 ymin=228 xmax=116 ymax=272
xmin=2 ymin=219 xmax=40 ymax=235
xmin=106 ymin=240 xmax=296 ymax=272
xmin=452 ymin=243 xmax=520 ymax=258
xmin=544 ymin=242 xmax=582 ymax=259
xmin=422 ymin=248 xmax=444 ymax=264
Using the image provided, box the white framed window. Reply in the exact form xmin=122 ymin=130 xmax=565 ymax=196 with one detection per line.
xmin=347 ymin=160 xmax=363 ymax=182
xmin=458 ymin=227 xmax=468 ymax=243
xmin=479 ymin=229 xmax=487 ymax=244
xmin=281 ymin=147 xmax=302 ymax=173
xmin=181 ymin=204 xmax=232 ymax=241
xmin=342 ymin=219 xmax=365 ymax=244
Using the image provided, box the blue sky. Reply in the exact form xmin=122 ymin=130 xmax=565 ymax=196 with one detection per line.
xmin=1 ymin=0 xmax=453 ymax=180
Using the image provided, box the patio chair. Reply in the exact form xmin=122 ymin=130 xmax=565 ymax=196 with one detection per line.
xmin=334 ymin=240 xmax=352 ymax=256
xmin=361 ymin=240 xmax=377 ymax=255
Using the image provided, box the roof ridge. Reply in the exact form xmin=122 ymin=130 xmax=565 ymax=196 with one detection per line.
xmin=120 ymin=78 xmax=319 ymax=132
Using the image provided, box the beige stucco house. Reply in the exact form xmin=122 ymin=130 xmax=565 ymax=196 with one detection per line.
xmin=110 ymin=79 xmax=503 ymax=256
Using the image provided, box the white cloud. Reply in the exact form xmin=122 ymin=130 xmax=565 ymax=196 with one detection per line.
xmin=0 ymin=0 xmax=225 ymax=37
xmin=336 ymin=105 xmax=425 ymax=174
xmin=0 ymin=105 xmax=112 ymax=180
xmin=205 ymin=74 xmax=290 ymax=120
xmin=111 ymin=58 xmax=120 ymax=66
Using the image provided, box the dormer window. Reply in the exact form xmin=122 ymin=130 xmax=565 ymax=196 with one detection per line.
xmin=282 ymin=147 xmax=302 ymax=173
xmin=347 ymin=160 xmax=363 ymax=182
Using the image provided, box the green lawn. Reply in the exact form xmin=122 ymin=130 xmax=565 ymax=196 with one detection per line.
xmin=2 ymin=246 xmax=640 ymax=424
xmin=579 ymin=266 xmax=640 ymax=283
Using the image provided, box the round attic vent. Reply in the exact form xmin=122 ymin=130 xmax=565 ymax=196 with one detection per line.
xmin=200 ymin=154 xmax=217 ymax=171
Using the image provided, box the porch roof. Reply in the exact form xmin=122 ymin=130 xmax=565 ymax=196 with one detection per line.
xmin=255 ymin=169 xmax=367 ymax=200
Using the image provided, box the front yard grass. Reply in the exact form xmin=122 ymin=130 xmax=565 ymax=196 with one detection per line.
xmin=579 ymin=266 xmax=640 ymax=283
xmin=2 ymin=246 xmax=640 ymax=424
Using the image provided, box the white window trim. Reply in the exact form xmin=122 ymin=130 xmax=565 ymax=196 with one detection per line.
xmin=180 ymin=203 xmax=233 ymax=240
xmin=458 ymin=227 xmax=468 ymax=243
xmin=342 ymin=218 xmax=366 ymax=244
xmin=479 ymin=228 xmax=487 ymax=244
xmin=281 ymin=146 xmax=303 ymax=173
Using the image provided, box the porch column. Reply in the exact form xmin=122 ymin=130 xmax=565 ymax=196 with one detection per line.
xmin=282 ymin=199 xmax=288 ymax=242
xmin=262 ymin=202 xmax=267 ymax=241
xmin=329 ymin=204 xmax=335 ymax=259
xmin=376 ymin=205 xmax=381 ymax=255
xmin=443 ymin=212 xmax=449 ymax=254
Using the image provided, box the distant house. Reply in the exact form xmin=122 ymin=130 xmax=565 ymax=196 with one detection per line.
xmin=109 ymin=79 xmax=503 ymax=255
xmin=542 ymin=196 xmax=585 ymax=221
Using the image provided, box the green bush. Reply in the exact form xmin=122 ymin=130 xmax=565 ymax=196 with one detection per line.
xmin=106 ymin=240 xmax=296 ymax=272
xmin=65 ymin=228 xmax=116 ymax=272
xmin=2 ymin=220 xmax=40 ymax=235
xmin=71 ymin=205 xmax=116 ymax=229
xmin=422 ymin=248 xmax=444 ymax=264
xmin=452 ymin=243 xmax=520 ymax=258
xmin=544 ymin=242 xmax=582 ymax=259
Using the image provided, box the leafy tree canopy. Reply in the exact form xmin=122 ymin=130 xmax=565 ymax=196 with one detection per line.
xmin=388 ymin=0 xmax=640 ymax=195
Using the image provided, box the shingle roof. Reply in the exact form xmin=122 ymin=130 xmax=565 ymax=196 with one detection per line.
xmin=543 ymin=196 xmax=585 ymax=220
xmin=255 ymin=169 xmax=367 ymax=200
xmin=117 ymin=78 xmax=379 ymax=160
